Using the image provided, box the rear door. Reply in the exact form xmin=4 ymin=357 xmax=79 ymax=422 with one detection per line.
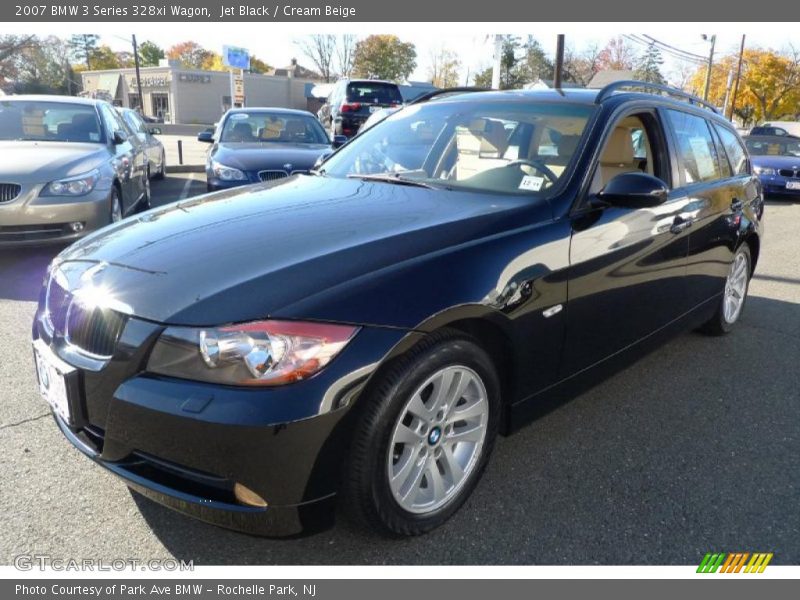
xmin=562 ymin=108 xmax=692 ymax=377
xmin=663 ymin=110 xmax=756 ymax=309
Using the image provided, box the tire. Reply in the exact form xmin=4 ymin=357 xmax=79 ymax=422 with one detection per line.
xmin=700 ymin=244 xmax=752 ymax=335
xmin=153 ymin=150 xmax=166 ymax=180
xmin=109 ymin=187 xmax=122 ymax=224
xmin=343 ymin=330 xmax=501 ymax=536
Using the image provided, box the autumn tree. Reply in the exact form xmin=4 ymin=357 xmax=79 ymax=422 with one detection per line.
xmin=297 ymin=34 xmax=336 ymax=82
xmin=68 ymin=34 xmax=99 ymax=69
xmin=597 ymin=36 xmax=636 ymax=71
xmin=633 ymin=43 xmax=665 ymax=84
xmin=428 ymin=46 xmax=461 ymax=88
xmin=352 ymin=35 xmax=416 ymax=81
xmin=167 ymin=41 xmax=212 ymax=69
xmin=249 ymin=56 xmax=271 ymax=74
xmin=138 ymin=41 xmax=164 ymax=67
xmin=89 ymin=45 xmax=121 ymax=70
xmin=563 ymin=43 xmax=601 ymax=86
xmin=10 ymin=36 xmax=76 ymax=94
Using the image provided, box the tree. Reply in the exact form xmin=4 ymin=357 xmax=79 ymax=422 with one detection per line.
xmin=167 ymin=41 xmax=212 ymax=69
xmin=297 ymin=34 xmax=336 ymax=82
xmin=200 ymin=52 xmax=224 ymax=71
xmin=115 ymin=50 xmax=135 ymax=68
xmin=597 ymin=36 xmax=636 ymax=71
xmin=249 ymin=56 xmax=271 ymax=74
xmin=9 ymin=36 xmax=78 ymax=95
xmin=68 ymin=34 xmax=99 ymax=69
xmin=88 ymin=45 xmax=120 ymax=70
xmin=688 ymin=47 xmax=800 ymax=121
xmin=633 ymin=43 xmax=665 ymax=84
xmin=516 ymin=36 xmax=553 ymax=84
xmin=336 ymin=34 xmax=357 ymax=78
xmin=138 ymin=41 xmax=164 ymax=67
xmin=428 ymin=46 xmax=461 ymax=88
xmin=563 ymin=42 xmax=601 ymax=86
xmin=0 ymin=35 xmax=36 ymax=88
xmin=352 ymin=35 xmax=416 ymax=81
xmin=473 ymin=36 xmax=522 ymax=90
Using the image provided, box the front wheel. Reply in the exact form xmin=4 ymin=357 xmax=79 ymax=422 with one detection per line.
xmin=343 ymin=332 xmax=500 ymax=536
xmin=109 ymin=187 xmax=122 ymax=223
xmin=700 ymin=244 xmax=751 ymax=335
xmin=153 ymin=150 xmax=166 ymax=180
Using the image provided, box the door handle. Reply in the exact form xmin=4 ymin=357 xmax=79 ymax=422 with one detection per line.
xmin=731 ymin=198 xmax=744 ymax=212
xmin=670 ymin=216 xmax=692 ymax=234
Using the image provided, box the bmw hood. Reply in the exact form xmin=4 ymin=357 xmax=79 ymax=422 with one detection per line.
xmin=0 ymin=141 xmax=108 ymax=184
xmin=53 ymin=175 xmax=537 ymax=326
xmin=211 ymin=142 xmax=333 ymax=172
xmin=751 ymin=154 xmax=800 ymax=169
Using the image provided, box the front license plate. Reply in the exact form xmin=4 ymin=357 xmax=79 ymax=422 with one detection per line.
xmin=786 ymin=181 xmax=800 ymax=190
xmin=33 ymin=340 xmax=75 ymax=425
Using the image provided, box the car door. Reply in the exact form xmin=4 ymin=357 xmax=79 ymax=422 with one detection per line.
xmin=99 ymin=104 xmax=144 ymax=214
xmin=561 ymin=108 xmax=692 ymax=377
xmin=663 ymin=110 xmax=757 ymax=310
xmin=124 ymin=110 xmax=156 ymax=169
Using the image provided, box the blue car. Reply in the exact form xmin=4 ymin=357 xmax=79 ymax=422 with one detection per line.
xmin=744 ymin=135 xmax=800 ymax=197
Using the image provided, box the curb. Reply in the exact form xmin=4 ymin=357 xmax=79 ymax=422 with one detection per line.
xmin=166 ymin=165 xmax=204 ymax=173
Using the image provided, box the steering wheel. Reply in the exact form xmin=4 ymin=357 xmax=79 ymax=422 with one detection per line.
xmin=504 ymin=159 xmax=558 ymax=184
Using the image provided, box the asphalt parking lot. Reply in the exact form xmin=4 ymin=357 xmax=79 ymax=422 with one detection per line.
xmin=0 ymin=180 xmax=798 ymax=565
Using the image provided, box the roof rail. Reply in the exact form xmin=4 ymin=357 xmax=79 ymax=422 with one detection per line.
xmin=410 ymin=87 xmax=490 ymax=105
xmin=595 ymin=80 xmax=719 ymax=114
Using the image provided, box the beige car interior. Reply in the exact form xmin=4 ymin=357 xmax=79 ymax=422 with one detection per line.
xmin=590 ymin=115 xmax=653 ymax=193
xmin=453 ymin=119 xmax=511 ymax=180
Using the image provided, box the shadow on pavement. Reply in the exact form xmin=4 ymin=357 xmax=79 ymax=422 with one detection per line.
xmin=129 ymin=295 xmax=800 ymax=565
xmin=0 ymin=245 xmax=64 ymax=302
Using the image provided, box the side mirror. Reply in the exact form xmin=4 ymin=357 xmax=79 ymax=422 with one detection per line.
xmin=112 ymin=129 xmax=128 ymax=145
xmin=597 ymin=172 xmax=669 ymax=209
xmin=332 ymin=134 xmax=347 ymax=149
xmin=197 ymin=130 xmax=214 ymax=143
xmin=149 ymin=127 xmax=162 ymax=135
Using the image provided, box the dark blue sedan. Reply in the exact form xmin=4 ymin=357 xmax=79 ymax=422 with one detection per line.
xmin=744 ymin=135 xmax=800 ymax=197
xmin=198 ymin=108 xmax=338 ymax=191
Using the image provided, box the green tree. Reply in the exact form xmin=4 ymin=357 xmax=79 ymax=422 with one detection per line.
xmin=473 ymin=36 xmax=523 ymax=89
xmin=89 ymin=45 xmax=120 ymax=70
xmin=515 ymin=36 xmax=553 ymax=84
xmin=0 ymin=35 xmax=36 ymax=89
xmin=68 ymin=34 xmax=99 ymax=69
xmin=249 ymin=56 xmax=271 ymax=74
xmin=12 ymin=36 xmax=76 ymax=94
xmin=633 ymin=43 xmax=666 ymax=85
xmin=138 ymin=40 xmax=164 ymax=67
xmin=352 ymin=35 xmax=416 ymax=81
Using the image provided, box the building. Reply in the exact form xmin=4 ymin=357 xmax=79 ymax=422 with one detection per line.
xmin=80 ymin=59 xmax=321 ymax=125
xmin=587 ymin=70 xmax=636 ymax=89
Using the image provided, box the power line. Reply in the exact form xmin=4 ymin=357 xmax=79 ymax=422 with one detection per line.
xmin=640 ymin=35 xmax=708 ymax=62
xmin=624 ymin=34 xmax=706 ymax=65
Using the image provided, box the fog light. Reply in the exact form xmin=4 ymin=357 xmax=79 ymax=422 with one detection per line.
xmin=69 ymin=221 xmax=85 ymax=232
xmin=234 ymin=482 xmax=268 ymax=508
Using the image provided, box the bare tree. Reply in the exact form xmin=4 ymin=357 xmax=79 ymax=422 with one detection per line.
xmin=296 ymin=34 xmax=336 ymax=82
xmin=0 ymin=35 xmax=36 ymax=87
xmin=428 ymin=46 xmax=461 ymax=88
xmin=562 ymin=42 xmax=601 ymax=86
xmin=335 ymin=34 xmax=356 ymax=79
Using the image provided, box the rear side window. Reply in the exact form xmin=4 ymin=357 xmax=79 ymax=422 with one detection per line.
xmin=346 ymin=82 xmax=402 ymax=105
xmin=715 ymin=125 xmax=749 ymax=175
xmin=666 ymin=110 xmax=722 ymax=184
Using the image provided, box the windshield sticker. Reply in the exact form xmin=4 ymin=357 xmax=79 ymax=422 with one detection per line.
xmin=519 ymin=175 xmax=544 ymax=191
xmin=89 ymin=132 xmax=101 ymax=142
xmin=230 ymin=113 xmax=249 ymax=120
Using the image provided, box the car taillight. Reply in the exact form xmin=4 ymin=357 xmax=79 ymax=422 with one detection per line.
xmin=341 ymin=102 xmax=361 ymax=113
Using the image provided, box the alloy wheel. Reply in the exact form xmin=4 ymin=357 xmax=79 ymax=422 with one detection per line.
xmin=723 ymin=251 xmax=749 ymax=324
xmin=110 ymin=192 xmax=122 ymax=223
xmin=386 ymin=365 xmax=489 ymax=514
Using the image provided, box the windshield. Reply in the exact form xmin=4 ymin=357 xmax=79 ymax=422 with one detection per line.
xmin=346 ymin=82 xmax=403 ymax=105
xmin=0 ymin=100 xmax=104 ymax=143
xmin=745 ymin=138 xmax=800 ymax=157
xmin=220 ymin=112 xmax=329 ymax=144
xmin=322 ymin=99 xmax=595 ymax=195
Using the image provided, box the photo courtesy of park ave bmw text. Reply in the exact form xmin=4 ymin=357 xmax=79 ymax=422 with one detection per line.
xmin=0 ymin=0 xmax=798 ymax=595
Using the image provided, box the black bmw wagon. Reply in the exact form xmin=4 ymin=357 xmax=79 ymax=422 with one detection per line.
xmin=33 ymin=82 xmax=764 ymax=537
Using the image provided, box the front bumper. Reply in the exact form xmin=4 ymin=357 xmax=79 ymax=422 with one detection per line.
xmin=759 ymin=175 xmax=800 ymax=196
xmin=0 ymin=182 xmax=112 ymax=246
xmin=33 ymin=310 xmax=415 ymax=536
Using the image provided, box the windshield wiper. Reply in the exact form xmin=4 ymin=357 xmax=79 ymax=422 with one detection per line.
xmin=347 ymin=173 xmax=441 ymax=189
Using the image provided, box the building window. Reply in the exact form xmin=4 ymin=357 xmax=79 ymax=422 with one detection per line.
xmin=151 ymin=93 xmax=170 ymax=122
xmin=128 ymin=93 xmax=141 ymax=110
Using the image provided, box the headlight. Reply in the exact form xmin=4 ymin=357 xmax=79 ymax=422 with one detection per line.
xmin=147 ymin=320 xmax=359 ymax=386
xmin=42 ymin=169 xmax=100 ymax=196
xmin=754 ymin=166 xmax=776 ymax=176
xmin=210 ymin=159 xmax=246 ymax=181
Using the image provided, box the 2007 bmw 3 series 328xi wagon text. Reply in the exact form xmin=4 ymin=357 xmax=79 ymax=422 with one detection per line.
xmin=33 ymin=82 xmax=764 ymax=537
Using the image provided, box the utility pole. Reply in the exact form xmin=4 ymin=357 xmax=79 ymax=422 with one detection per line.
xmin=131 ymin=35 xmax=144 ymax=113
xmin=491 ymin=34 xmax=502 ymax=90
xmin=729 ymin=35 xmax=746 ymax=122
xmin=702 ymin=34 xmax=716 ymax=102
xmin=554 ymin=34 xmax=565 ymax=89
xmin=722 ymin=69 xmax=735 ymax=116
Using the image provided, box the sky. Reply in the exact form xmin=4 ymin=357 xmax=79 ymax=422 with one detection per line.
xmin=19 ymin=24 xmax=800 ymax=86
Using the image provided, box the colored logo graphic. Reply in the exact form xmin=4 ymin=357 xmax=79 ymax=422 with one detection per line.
xmin=697 ymin=552 xmax=773 ymax=573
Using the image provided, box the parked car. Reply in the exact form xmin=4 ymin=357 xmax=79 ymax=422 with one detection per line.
xmin=198 ymin=108 xmax=339 ymax=191
xmin=751 ymin=121 xmax=800 ymax=138
xmin=33 ymin=83 xmax=763 ymax=538
xmin=744 ymin=134 xmax=800 ymax=197
xmin=0 ymin=95 xmax=150 ymax=245
xmin=318 ymin=79 xmax=404 ymax=139
xmin=117 ymin=107 xmax=166 ymax=180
